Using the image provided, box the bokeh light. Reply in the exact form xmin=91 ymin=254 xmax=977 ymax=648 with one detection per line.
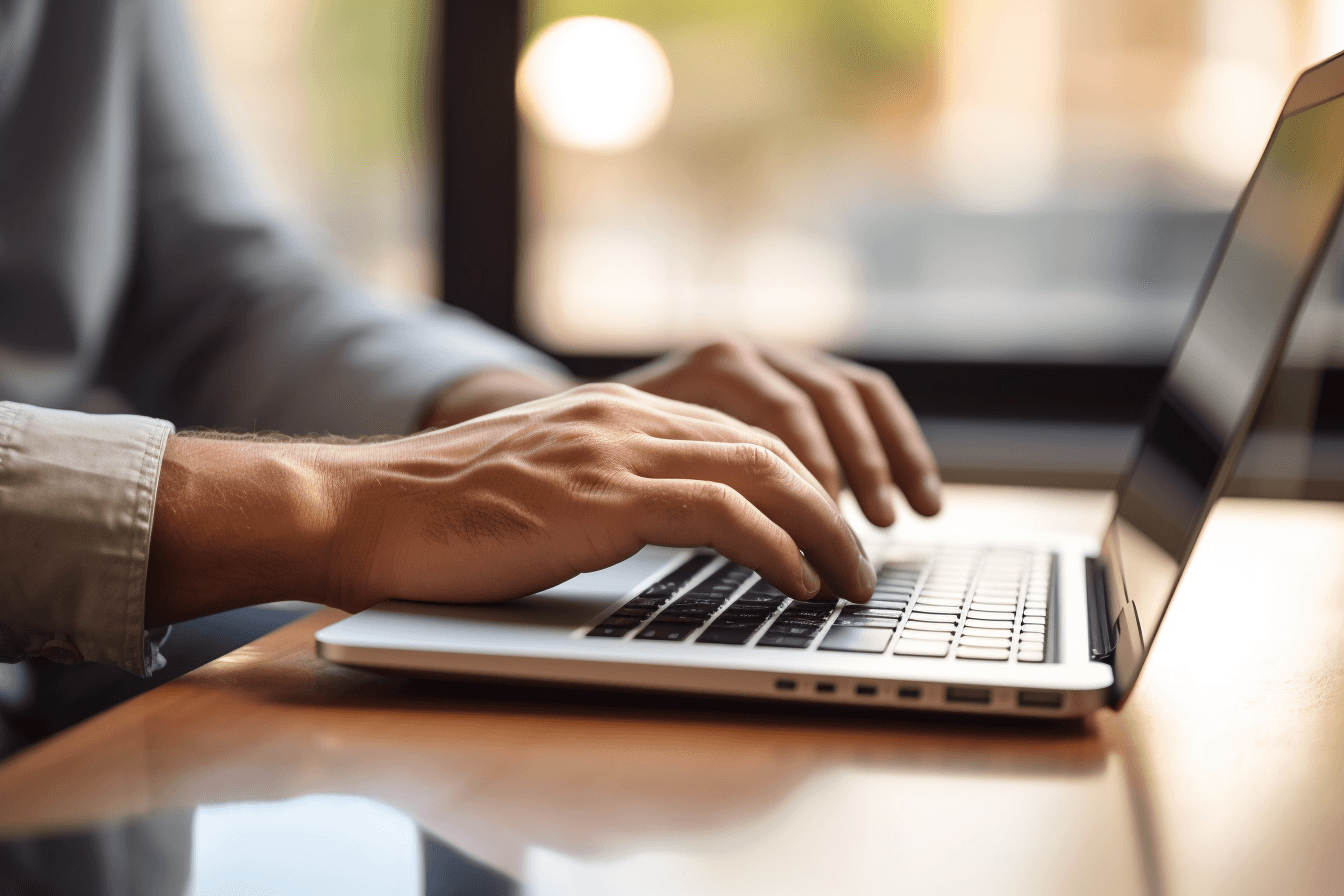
xmin=517 ymin=16 xmax=673 ymax=153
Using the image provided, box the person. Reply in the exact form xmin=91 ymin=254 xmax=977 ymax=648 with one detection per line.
xmin=0 ymin=0 xmax=941 ymax=704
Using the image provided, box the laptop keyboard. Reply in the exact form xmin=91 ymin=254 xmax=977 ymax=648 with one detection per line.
xmin=584 ymin=547 xmax=1053 ymax=663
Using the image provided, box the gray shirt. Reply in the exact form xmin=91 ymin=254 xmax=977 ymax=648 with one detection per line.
xmin=0 ymin=0 xmax=562 ymax=674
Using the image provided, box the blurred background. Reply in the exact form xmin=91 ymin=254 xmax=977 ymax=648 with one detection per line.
xmin=182 ymin=0 xmax=1344 ymax=493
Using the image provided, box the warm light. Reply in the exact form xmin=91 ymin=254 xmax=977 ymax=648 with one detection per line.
xmin=517 ymin=16 xmax=673 ymax=153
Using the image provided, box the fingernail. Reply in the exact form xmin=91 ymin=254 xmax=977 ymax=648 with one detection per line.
xmin=799 ymin=558 xmax=822 ymax=596
xmin=922 ymin=472 xmax=942 ymax=509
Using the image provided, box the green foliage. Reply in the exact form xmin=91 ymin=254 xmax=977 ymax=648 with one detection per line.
xmin=306 ymin=0 xmax=431 ymax=176
xmin=527 ymin=0 xmax=940 ymax=73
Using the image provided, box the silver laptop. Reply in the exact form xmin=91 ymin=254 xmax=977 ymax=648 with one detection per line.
xmin=317 ymin=54 xmax=1344 ymax=718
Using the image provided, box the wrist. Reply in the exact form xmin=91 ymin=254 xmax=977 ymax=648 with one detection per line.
xmin=146 ymin=436 xmax=342 ymax=626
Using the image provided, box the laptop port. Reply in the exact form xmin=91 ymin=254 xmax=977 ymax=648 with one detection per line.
xmin=946 ymin=686 xmax=992 ymax=705
xmin=855 ymin=684 xmax=878 ymax=697
xmin=1018 ymin=690 xmax=1063 ymax=709
xmin=775 ymin=678 xmax=797 ymax=691
xmin=815 ymin=682 xmax=836 ymax=694
xmin=897 ymin=686 xmax=922 ymax=700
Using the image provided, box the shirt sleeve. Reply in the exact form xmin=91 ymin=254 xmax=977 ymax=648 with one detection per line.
xmin=95 ymin=0 xmax=567 ymax=437
xmin=0 ymin=402 xmax=173 ymax=676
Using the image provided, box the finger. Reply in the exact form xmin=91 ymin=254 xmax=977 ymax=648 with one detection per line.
xmin=626 ymin=436 xmax=874 ymax=600
xmin=835 ymin=361 xmax=942 ymax=516
xmin=550 ymin=383 xmax=836 ymax=502
xmin=761 ymin=348 xmax=898 ymax=527
xmin=626 ymin=410 xmax=833 ymax=504
xmin=669 ymin=359 xmax=846 ymax=501
xmin=629 ymin=477 xmax=853 ymax=603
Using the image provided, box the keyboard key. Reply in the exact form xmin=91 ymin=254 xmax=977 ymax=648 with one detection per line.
xmin=655 ymin=613 xmax=712 ymax=624
xmin=915 ymin=597 xmax=964 ymax=608
xmin=830 ymin=616 xmax=897 ymax=628
xmin=717 ymin=616 xmax=773 ymax=628
xmin=903 ymin=621 xmax=957 ymax=633
xmin=844 ymin=607 xmax=904 ymax=619
xmin=893 ymin=638 xmax=950 ymax=657
xmin=962 ymin=619 xmax=1013 ymax=632
xmin=959 ymin=635 xmax=1012 ymax=649
xmin=957 ymin=646 xmax=1011 ymax=661
xmin=696 ymin=629 xmax=753 ymax=645
xmin=1019 ymin=632 xmax=1046 ymax=644
xmin=909 ymin=611 xmax=961 ymax=623
xmin=757 ymin=633 xmax=813 ymax=648
xmin=636 ymin=622 xmax=700 ymax=641
xmin=1021 ymin=623 xmax=1046 ymax=633
xmin=819 ymin=626 xmax=892 ymax=653
xmin=967 ymin=610 xmax=1016 ymax=622
xmin=644 ymin=555 xmax=715 ymax=593
xmin=586 ymin=624 xmax=636 ymax=638
xmin=898 ymin=628 xmax=953 ymax=642
xmin=767 ymin=623 xmax=822 ymax=638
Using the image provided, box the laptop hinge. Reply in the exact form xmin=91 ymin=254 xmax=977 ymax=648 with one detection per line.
xmin=1085 ymin=556 xmax=1116 ymax=661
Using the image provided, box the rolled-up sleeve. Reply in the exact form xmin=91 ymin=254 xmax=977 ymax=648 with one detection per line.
xmin=0 ymin=402 xmax=173 ymax=676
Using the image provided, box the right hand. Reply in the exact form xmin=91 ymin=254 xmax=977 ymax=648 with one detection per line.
xmin=329 ymin=383 xmax=876 ymax=613
xmin=147 ymin=384 xmax=875 ymax=627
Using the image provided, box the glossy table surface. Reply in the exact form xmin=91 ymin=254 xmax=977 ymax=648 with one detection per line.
xmin=4 ymin=485 xmax=1344 ymax=895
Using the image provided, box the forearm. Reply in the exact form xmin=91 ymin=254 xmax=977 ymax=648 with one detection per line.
xmin=145 ymin=436 xmax=340 ymax=627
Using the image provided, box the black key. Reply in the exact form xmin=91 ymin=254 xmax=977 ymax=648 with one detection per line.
xmin=636 ymin=622 xmax=701 ymax=641
xmin=655 ymin=613 xmax=712 ymax=625
xmin=669 ymin=598 xmax=723 ymax=609
xmin=623 ymin=597 xmax=665 ymax=610
xmin=720 ymin=609 xmax=774 ymax=623
xmin=641 ymin=555 xmax=715 ymax=597
xmin=696 ymin=629 xmax=754 ymax=645
xmin=587 ymin=624 xmax=636 ymax=638
xmin=757 ymin=633 xmax=813 ymax=648
xmin=733 ymin=598 xmax=785 ymax=609
xmin=702 ymin=617 xmax=760 ymax=630
xmin=766 ymin=623 xmax=821 ymax=637
xmin=842 ymin=608 xmax=904 ymax=619
xmin=782 ymin=603 xmax=833 ymax=615
xmin=829 ymin=616 xmax=897 ymax=628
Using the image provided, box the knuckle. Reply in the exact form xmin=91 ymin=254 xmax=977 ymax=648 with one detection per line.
xmin=690 ymin=480 xmax=740 ymax=516
xmin=692 ymin=337 xmax=756 ymax=367
xmin=733 ymin=442 xmax=785 ymax=481
xmin=572 ymin=382 xmax=638 ymax=405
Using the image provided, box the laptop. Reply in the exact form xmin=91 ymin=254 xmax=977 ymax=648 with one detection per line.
xmin=316 ymin=53 xmax=1344 ymax=718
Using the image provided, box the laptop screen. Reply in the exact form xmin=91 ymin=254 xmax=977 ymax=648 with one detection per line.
xmin=1104 ymin=87 xmax=1344 ymax=682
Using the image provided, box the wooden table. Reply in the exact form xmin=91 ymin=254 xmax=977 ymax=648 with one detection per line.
xmin=4 ymin=485 xmax=1344 ymax=895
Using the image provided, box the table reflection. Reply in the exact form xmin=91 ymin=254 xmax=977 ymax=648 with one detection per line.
xmin=0 ymin=793 xmax=516 ymax=896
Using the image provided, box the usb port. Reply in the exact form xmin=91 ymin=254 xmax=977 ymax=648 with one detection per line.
xmin=946 ymin=686 xmax=991 ymax=705
xmin=855 ymin=684 xmax=878 ymax=697
xmin=775 ymin=678 xmax=797 ymax=691
xmin=1018 ymin=690 xmax=1063 ymax=709
xmin=897 ymin=686 xmax=922 ymax=700
xmin=816 ymin=682 xmax=836 ymax=694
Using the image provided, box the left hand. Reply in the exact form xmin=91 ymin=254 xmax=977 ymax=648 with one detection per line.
xmin=420 ymin=340 xmax=942 ymax=527
xmin=618 ymin=340 xmax=942 ymax=526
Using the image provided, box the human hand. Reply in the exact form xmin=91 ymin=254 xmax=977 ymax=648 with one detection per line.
xmin=617 ymin=340 xmax=941 ymax=526
xmin=146 ymin=384 xmax=875 ymax=626
xmin=420 ymin=366 xmax=577 ymax=430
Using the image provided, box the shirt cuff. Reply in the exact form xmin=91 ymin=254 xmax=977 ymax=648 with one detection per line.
xmin=0 ymin=403 xmax=174 ymax=676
